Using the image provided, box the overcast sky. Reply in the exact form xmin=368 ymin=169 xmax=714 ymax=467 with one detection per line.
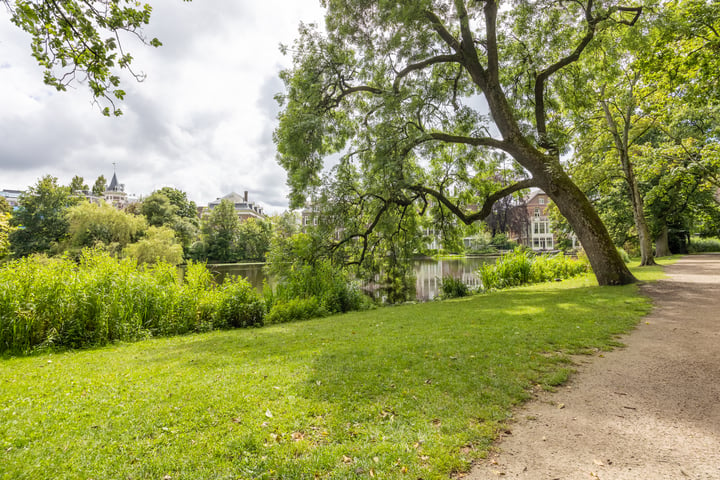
xmin=0 ymin=0 xmax=326 ymax=213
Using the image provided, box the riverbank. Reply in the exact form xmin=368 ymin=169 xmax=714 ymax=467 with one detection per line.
xmin=0 ymin=262 xmax=671 ymax=479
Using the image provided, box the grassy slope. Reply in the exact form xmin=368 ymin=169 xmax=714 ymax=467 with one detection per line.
xmin=0 ymin=261 xmax=673 ymax=480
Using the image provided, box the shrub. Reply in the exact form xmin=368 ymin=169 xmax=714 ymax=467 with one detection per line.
xmin=266 ymin=297 xmax=325 ymax=324
xmin=616 ymin=247 xmax=631 ymax=264
xmin=478 ymin=249 xmax=589 ymax=291
xmin=440 ymin=276 xmax=470 ymax=299
xmin=214 ymin=277 xmax=265 ymax=329
xmin=271 ymin=259 xmax=368 ymax=317
xmin=688 ymin=237 xmax=720 ymax=253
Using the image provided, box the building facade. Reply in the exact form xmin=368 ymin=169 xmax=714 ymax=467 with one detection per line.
xmin=207 ymin=191 xmax=265 ymax=221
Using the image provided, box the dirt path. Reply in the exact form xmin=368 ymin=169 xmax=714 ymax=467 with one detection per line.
xmin=467 ymin=254 xmax=720 ymax=480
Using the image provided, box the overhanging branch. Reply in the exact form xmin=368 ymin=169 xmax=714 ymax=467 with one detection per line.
xmin=411 ymin=178 xmax=538 ymax=225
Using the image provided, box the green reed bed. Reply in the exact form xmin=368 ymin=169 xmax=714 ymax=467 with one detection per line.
xmin=478 ymin=249 xmax=589 ymax=290
xmin=0 ymin=250 xmax=263 ymax=354
xmin=0 ymin=260 xmax=674 ymax=479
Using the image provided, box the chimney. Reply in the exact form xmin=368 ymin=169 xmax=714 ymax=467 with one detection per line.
xmin=244 ymin=190 xmax=248 ymax=202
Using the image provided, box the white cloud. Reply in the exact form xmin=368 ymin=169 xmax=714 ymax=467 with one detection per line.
xmin=0 ymin=0 xmax=326 ymax=213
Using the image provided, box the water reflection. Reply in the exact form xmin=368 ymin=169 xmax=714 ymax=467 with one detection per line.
xmin=413 ymin=256 xmax=493 ymax=301
xmin=206 ymin=256 xmax=496 ymax=302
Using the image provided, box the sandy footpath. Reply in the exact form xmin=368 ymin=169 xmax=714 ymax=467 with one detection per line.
xmin=466 ymin=254 xmax=720 ymax=480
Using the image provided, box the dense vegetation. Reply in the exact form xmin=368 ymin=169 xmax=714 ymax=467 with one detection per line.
xmin=0 ymin=250 xmax=264 ymax=355
xmin=0 ymin=262 xmax=671 ymax=479
xmin=478 ymin=249 xmax=591 ymax=291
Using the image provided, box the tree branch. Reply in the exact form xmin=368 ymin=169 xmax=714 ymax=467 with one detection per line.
xmin=426 ymin=132 xmax=517 ymax=155
xmin=411 ymin=178 xmax=538 ymax=225
xmin=393 ymin=54 xmax=462 ymax=91
xmin=534 ymin=1 xmax=642 ymax=151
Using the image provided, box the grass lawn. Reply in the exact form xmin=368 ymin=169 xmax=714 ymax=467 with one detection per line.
xmin=0 ymin=260 xmax=674 ymax=479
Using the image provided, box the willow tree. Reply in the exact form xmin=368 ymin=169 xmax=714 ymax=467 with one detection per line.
xmin=276 ymin=0 xmax=640 ymax=285
xmin=4 ymin=0 xmax=165 ymax=115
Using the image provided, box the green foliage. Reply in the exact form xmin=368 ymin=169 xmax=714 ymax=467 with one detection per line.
xmin=270 ymin=260 xmax=367 ymax=316
xmin=236 ymin=217 xmax=272 ymax=261
xmin=9 ymin=175 xmax=79 ymax=257
xmin=616 ymin=247 xmax=631 ymax=264
xmin=213 ymin=277 xmax=265 ymax=329
xmin=0 ymin=196 xmax=11 ymax=214
xmin=0 ymin=250 xmax=264 ymax=355
xmin=266 ymin=297 xmax=325 ymax=324
xmin=440 ymin=276 xmax=470 ymax=299
xmin=7 ymin=0 xmax=164 ymax=115
xmin=0 ymin=212 xmax=13 ymax=259
xmin=139 ymin=189 xmax=200 ymax=256
xmin=123 ymin=226 xmax=184 ymax=265
xmin=68 ymin=175 xmax=88 ymax=192
xmin=0 ymin=266 xmax=657 ymax=478
xmin=479 ymin=249 xmax=589 ymax=290
xmin=154 ymin=186 xmax=198 ymax=220
xmin=490 ymin=233 xmax=518 ymax=251
xmin=688 ymin=237 xmax=720 ymax=253
xmin=141 ymin=191 xmax=177 ymax=227
xmin=197 ymin=199 xmax=242 ymax=263
xmin=274 ymin=0 xmax=639 ymax=287
xmin=92 ymin=175 xmax=107 ymax=196
xmin=64 ymin=201 xmax=147 ymax=255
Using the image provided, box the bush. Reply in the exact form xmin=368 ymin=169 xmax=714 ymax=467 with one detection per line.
xmin=688 ymin=237 xmax=720 ymax=253
xmin=440 ymin=276 xmax=470 ymax=299
xmin=616 ymin=247 xmax=631 ymax=264
xmin=270 ymin=259 xmax=368 ymax=318
xmin=266 ymin=297 xmax=326 ymax=324
xmin=214 ymin=277 xmax=265 ymax=329
xmin=478 ymin=249 xmax=589 ymax=291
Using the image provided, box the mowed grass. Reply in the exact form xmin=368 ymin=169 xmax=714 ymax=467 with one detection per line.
xmin=0 ymin=260 xmax=674 ymax=479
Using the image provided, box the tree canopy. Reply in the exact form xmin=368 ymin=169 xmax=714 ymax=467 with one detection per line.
xmin=9 ymin=175 xmax=79 ymax=257
xmin=276 ymin=0 xmax=645 ymax=285
xmin=3 ymin=0 xmax=170 ymax=115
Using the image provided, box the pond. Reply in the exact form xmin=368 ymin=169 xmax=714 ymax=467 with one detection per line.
xmin=207 ymin=256 xmax=497 ymax=302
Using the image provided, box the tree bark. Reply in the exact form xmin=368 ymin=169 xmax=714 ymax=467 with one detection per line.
xmin=655 ymin=223 xmax=671 ymax=257
xmin=529 ymin=156 xmax=637 ymax=285
xmin=599 ymin=91 xmax=656 ymax=266
xmin=623 ymin=151 xmax=656 ymax=266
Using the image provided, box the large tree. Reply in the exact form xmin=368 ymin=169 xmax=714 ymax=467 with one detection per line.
xmin=276 ymin=0 xmax=641 ymax=285
xmin=3 ymin=0 xmax=163 ymax=115
xmin=9 ymin=175 xmax=78 ymax=257
xmin=63 ymin=200 xmax=147 ymax=255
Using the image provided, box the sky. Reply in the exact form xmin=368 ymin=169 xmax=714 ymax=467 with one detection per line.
xmin=0 ymin=0 xmax=326 ymax=213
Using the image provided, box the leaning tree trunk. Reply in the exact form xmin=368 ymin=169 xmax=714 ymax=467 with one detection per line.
xmin=529 ymin=155 xmax=637 ymax=285
xmin=655 ymin=223 xmax=671 ymax=257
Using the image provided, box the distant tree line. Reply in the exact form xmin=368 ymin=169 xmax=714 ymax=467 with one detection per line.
xmin=0 ymin=175 xmax=273 ymax=266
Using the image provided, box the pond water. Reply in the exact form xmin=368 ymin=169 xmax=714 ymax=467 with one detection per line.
xmin=207 ymin=256 xmax=497 ymax=302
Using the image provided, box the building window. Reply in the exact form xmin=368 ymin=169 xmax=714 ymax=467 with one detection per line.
xmin=534 ymin=208 xmax=540 ymax=217
xmin=539 ymin=197 xmax=545 ymax=205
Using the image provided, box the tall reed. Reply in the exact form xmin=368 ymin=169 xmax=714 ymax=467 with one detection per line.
xmin=478 ymin=248 xmax=589 ymax=291
xmin=0 ymin=250 xmax=264 ymax=355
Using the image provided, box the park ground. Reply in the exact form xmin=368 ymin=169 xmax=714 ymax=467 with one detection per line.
xmin=468 ymin=254 xmax=720 ymax=479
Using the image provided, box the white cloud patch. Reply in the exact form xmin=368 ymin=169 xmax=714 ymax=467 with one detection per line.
xmin=0 ymin=0 xmax=325 ymax=213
